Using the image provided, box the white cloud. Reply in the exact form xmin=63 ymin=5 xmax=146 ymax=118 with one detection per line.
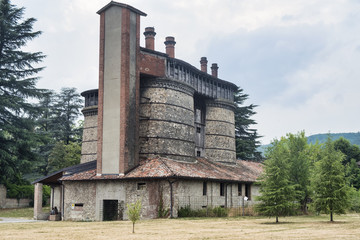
xmin=11 ymin=0 xmax=360 ymax=144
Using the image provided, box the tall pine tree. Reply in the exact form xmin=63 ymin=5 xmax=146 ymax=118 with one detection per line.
xmin=256 ymin=138 xmax=298 ymax=223
xmin=234 ymin=87 xmax=262 ymax=161
xmin=0 ymin=0 xmax=45 ymax=183
xmin=311 ymin=137 xmax=349 ymax=221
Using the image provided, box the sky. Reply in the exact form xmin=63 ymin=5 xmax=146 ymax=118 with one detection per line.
xmin=12 ymin=0 xmax=360 ymax=144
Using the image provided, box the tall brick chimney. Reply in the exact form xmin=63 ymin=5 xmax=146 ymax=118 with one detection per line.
xmin=211 ymin=63 xmax=219 ymax=78
xmin=200 ymin=57 xmax=208 ymax=73
xmin=144 ymin=27 xmax=156 ymax=50
xmin=96 ymin=2 xmax=146 ymax=175
xmin=164 ymin=36 xmax=176 ymax=58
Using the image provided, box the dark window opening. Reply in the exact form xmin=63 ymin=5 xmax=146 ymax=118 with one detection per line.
xmin=238 ymin=183 xmax=242 ymax=196
xmin=137 ymin=182 xmax=146 ymax=190
xmin=203 ymin=182 xmax=207 ymax=196
xmin=197 ymin=151 xmax=201 ymax=157
xmin=220 ymin=183 xmax=225 ymax=196
xmin=196 ymin=127 xmax=201 ymax=133
xmin=245 ymin=183 xmax=251 ymax=200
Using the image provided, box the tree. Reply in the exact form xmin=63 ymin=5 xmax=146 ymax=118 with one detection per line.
xmin=234 ymin=87 xmax=262 ymax=161
xmin=52 ymin=88 xmax=83 ymax=144
xmin=47 ymin=141 xmax=81 ymax=174
xmin=0 ymin=0 xmax=45 ymax=183
xmin=333 ymin=137 xmax=360 ymax=166
xmin=287 ymin=132 xmax=311 ymax=214
xmin=256 ymin=138 xmax=298 ymax=223
xmin=311 ymin=137 xmax=349 ymax=222
xmin=127 ymin=199 xmax=142 ymax=233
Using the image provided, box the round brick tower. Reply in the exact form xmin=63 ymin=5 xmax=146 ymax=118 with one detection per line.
xmin=139 ymin=78 xmax=196 ymax=162
xmin=80 ymin=89 xmax=98 ymax=164
xmin=205 ymin=99 xmax=236 ymax=164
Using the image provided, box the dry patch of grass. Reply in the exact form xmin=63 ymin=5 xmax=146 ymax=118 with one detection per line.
xmin=0 ymin=214 xmax=360 ymax=239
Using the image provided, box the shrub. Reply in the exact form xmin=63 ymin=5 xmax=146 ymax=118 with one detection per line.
xmin=177 ymin=205 xmax=229 ymax=218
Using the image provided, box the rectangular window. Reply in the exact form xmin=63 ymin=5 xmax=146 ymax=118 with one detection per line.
xmin=196 ymin=127 xmax=201 ymax=133
xmin=220 ymin=183 xmax=225 ymax=196
xmin=238 ymin=183 xmax=242 ymax=196
xmin=245 ymin=183 xmax=251 ymax=200
xmin=137 ymin=182 xmax=146 ymax=190
xmin=197 ymin=151 xmax=201 ymax=157
xmin=74 ymin=203 xmax=83 ymax=211
xmin=203 ymin=182 xmax=207 ymax=196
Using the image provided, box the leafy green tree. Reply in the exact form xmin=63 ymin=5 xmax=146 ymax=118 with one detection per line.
xmin=234 ymin=87 xmax=262 ymax=161
xmin=256 ymin=138 xmax=298 ymax=223
xmin=47 ymin=141 xmax=81 ymax=173
xmin=311 ymin=137 xmax=349 ymax=221
xmin=345 ymin=159 xmax=360 ymax=189
xmin=287 ymin=132 xmax=311 ymax=214
xmin=0 ymin=0 xmax=45 ymax=183
xmin=127 ymin=199 xmax=142 ymax=233
xmin=333 ymin=137 xmax=360 ymax=166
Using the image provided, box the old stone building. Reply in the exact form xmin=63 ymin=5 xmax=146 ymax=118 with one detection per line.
xmin=33 ymin=1 xmax=262 ymax=221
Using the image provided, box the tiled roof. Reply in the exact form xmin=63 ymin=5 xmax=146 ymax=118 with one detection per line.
xmin=59 ymin=158 xmax=262 ymax=183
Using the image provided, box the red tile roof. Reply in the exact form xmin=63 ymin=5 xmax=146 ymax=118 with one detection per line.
xmin=60 ymin=158 xmax=262 ymax=183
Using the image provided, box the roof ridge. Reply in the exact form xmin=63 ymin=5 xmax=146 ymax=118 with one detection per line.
xmin=159 ymin=158 xmax=176 ymax=177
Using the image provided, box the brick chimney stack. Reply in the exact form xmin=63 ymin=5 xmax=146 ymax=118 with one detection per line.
xmin=144 ymin=27 xmax=156 ymax=50
xmin=211 ymin=63 xmax=219 ymax=78
xmin=200 ymin=57 xmax=208 ymax=73
xmin=164 ymin=36 xmax=176 ymax=58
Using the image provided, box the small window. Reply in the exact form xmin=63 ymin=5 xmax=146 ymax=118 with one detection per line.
xmin=238 ymin=183 xmax=242 ymax=196
xmin=220 ymin=183 xmax=225 ymax=196
xmin=137 ymin=182 xmax=146 ymax=190
xmin=245 ymin=183 xmax=251 ymax=200
xmin=74 ymin=203 xmax=83 ymax=211
xmin=197 ymin=151 xmax=201 ymax=157
xmin=196 ymin=127 xmax=201 ymax=133
xmin=203 ymin=182 xmax=207 ymax=196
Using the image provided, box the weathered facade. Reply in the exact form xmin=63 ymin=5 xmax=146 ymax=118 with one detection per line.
xmin=33 ymin=1 xmax=262 ymax=221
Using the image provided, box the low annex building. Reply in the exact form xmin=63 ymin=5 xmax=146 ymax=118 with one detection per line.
xmin=33 ymin=1 xmax=262 ymax=221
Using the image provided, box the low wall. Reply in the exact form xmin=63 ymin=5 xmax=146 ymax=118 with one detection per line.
xmin=0 ymin=184 xmax=32 ymax=209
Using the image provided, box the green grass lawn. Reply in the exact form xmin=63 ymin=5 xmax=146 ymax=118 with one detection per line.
xmin=0 ymin=207 xmax=49 ymax=219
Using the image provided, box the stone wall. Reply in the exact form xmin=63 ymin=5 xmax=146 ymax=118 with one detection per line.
xmin=81 ymin=106 xmax=98 ymax=164
xmin=0 ymin=184 xmax=31 ymax=209
xmin=139 ymin=78 xmax=196 ymax=162
xmin=205 ymin=99 xmax=236 ymax=164
xmin=63 ymin=181 xmax=96 ymax=221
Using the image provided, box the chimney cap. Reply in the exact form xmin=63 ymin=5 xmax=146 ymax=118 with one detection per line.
xmin=164 ymin=36 xmax=176 ymax=45
xmin=144 ymin=27 xmax=156 ymax=37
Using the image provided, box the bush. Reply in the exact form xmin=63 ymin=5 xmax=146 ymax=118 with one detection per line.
xmin=5 ymin=183 xmax=51 ymax=206
xmin=177 ymin=205 xmax=229 ymax=218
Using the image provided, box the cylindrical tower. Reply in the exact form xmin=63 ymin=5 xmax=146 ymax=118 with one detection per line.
xmin=205 ymin=99 xmax=236 ymax=164
xmin=80 ymin=89 xmax=98 ymax=164
xmin=139 ymin=78 xmax=196 ymax=162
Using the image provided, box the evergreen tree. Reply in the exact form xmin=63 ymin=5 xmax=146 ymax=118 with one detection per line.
xmin=52 ymin=87 xmax=83 ymax=144
xmin=234 ymin=87 xmax=262 ymax=161
xmin=256 ymin=138 xmax=298 ymax=223
xmin=47 ymin=141 xmax=81 ymax=174
xmin=311 ymin=137 xmax=349 ymax=221
xmin=333 ymin=137 xmax=360 ymax=166
xmin=0 ymin=0 xmax=45 ymax=183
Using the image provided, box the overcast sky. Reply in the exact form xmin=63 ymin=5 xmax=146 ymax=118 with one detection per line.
xmin=13 ymin=0 xmax=360 ymax=144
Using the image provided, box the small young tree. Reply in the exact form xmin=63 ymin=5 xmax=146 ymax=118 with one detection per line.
xmin=256 ymin=138 xmax=298 ymax=223
xmin=126 ymin=199 xmax=142 ymax=233
xmin=311 ymin=137 xmax=349 ymax=221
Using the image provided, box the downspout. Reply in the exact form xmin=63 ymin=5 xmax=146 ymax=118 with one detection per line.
xmin=51 ymin=186 xmax=54 ymax=209
xmin=61 ymin=183 xmax=64 ymax=221
xmin=168 ymin=179 xmax=176 ymax=218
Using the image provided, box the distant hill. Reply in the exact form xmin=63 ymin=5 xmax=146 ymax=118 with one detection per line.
xmin=307 ymin=132 xmax=360 ymax=146
xmin=258 ymin=132 xmax=360 ymax=156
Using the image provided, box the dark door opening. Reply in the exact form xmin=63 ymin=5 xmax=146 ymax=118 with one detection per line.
xmin=103 ymin=200 xmax=119 ymax=221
